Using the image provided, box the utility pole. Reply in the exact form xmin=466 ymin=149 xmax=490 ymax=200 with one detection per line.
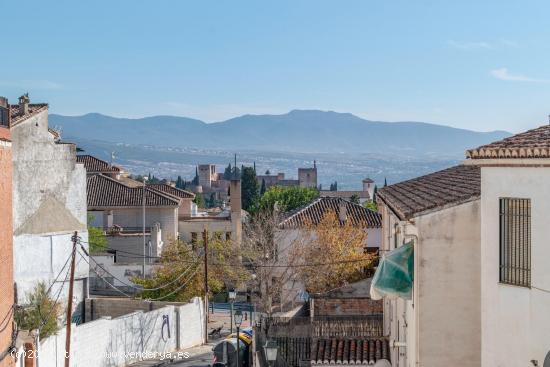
xmin=203 ymin=228 xmax=209 ymax=343
xmin=64 ymin=231 xmax=78 ymax=367
xmin=142 ymin=177 xmax=148 ymax=276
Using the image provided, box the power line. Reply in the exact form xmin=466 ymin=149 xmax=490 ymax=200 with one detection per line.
xmin=79 ymin=243 xmax=201 ymax=292
xmin=77 ymin=250 xmax=135 ymax=298
xmin=146 ymin=265 xmax=201 ymax=302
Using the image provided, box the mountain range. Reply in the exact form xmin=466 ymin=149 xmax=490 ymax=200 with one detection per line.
xmin=49 ymin=110 xmax=510 ymax=158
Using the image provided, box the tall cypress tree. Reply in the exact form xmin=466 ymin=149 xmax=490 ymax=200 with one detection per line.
xmin=241 ymin=166 xmax=259 ymax=211
xmin=260 ymin=179 xmax=267 ymax=196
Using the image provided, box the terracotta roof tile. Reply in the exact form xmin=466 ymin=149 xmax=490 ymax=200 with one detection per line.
xmin=377 ymin=165 xmax=480 ymax=220
xmin=87 ymin=174 xmax=180 ymax=208
xmin=9 ymin=103 xmax=48 ymax=126
xmin=311 ymin=338 xmax=390 ymax=365
xmin=147 ymin=183 xmax=195 ymax=199
xmin=467 ymin=124 xmax=550 ymax=159
xmin=77 ymin=155 xmax=121 ymax=173
xmin=320 ymin=190 xmax=370 ymax=200
xmin=279 ymin=197 xmax=381 ymax=229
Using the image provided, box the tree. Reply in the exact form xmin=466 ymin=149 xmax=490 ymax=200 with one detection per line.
xmin=223 ymin=163 xmax=233 ymax=180
xmin=241 ymin=166 xmax=259 ymax=211
xmin=329 ymin=181 xmax=338 ymax=191
xmin=194 ymin=193 xmax=205 ymax=208
xmin=253 ymin=186 xmax=319 ymax=214
xmin=289 ymin=211 xmax=377 ymax=294
xmin=350 ymin=194 xmax=360 ymax=204
xmin=192 ymin=167 xmax=199 ymax=185
xmin=364 ymin=200 xmax=378 ymax=212
xmin=15 ymin=282 xmax=62 ymax=339
xmin=241 ymin=209 xmax=300 ymax=314
xmin=372 ymin=185 xmax=378 ymax=202
xmin=265 ymin=169 xmax=271 ymax=175
xmin=88 ymin=214 xmax=107 ymax=254
xmin=384 ymin=177 xmax=387 ymax=187
xmin=260 ymin=179 xmax=267 ymax=196
xmin=134 ymin=238 xmax=246 ymax=302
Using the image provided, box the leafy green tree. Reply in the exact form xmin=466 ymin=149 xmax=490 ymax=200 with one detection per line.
xmin=265 ymin=169 xmax=271 ymax=175
xmin=260 ymin=179 xmax=267 ymax=196
xmin=15 ymin=282 xmax=61 ymax=339
xmin=194 ymin=193 xmax=206 ymax=208
xmin=364 ymin=200 xmax=378 ymax=212
xmin=350 ymin=194 xmax=360 ymax=204
xmin=133 ymin=239 xmax=247 ymax=302
xmin=88 ymin=214 xmax=107 ymax=254
xmin=241 ymin=166 xmax=259 ymax=211
xmin=253 ymin=186 xmax=319 ymax=213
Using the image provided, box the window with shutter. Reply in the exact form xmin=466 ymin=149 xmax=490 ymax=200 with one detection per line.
xmin=499 ymin=198 xmax=531 ymax=287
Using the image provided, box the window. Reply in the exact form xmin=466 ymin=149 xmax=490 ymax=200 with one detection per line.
xmin=499 ymin=198 xmax=531 ymax=287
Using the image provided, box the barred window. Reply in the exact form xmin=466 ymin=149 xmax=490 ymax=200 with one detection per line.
xmin=499 ymin=198 xmax=531 ymax=287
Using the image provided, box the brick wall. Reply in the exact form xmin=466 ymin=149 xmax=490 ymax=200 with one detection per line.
xmin=0 ymin=137 xmax=14 ymax=367
xmin=0 ymin=139 xmax=14 ymax=367
xmin=312 ymin=297 xmax=382 ymax=316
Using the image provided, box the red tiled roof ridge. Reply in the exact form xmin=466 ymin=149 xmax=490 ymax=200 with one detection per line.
xmin=377 ymin=164 xmax=480 ymax=220
xmin=9 ymin=103 xmax=49 ymax=126
xmin=77 ymin=155 xmax=122 ymax=173
xmin=87 ymin=174 xmax=180 ymax=208
xmin=467 ymin=124 xmax=550 ymax=159
xmin=147 ymin=183 xmax=195 ymax=199
xmin=279 ymin=196 xmax=382 ymax=229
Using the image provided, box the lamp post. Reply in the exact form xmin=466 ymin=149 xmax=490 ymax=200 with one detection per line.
xmin=228 ymin=289 xmax=237 ymax=334
xmin=234 ymin=310 xmax=243 ymax=367
xmin=264 ymin=340 xmax=278 ymax=367
xmin=142 ymin=176 xmax=148 ymax=276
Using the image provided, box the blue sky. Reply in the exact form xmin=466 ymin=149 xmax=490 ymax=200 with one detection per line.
xmin=3 ymin=0 xmax=550 ymax=132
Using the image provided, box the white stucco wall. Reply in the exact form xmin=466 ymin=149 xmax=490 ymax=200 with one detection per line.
xmin=11 ymin=109 xmax=89 ymax=304
xmin=380 ymin=199 xmax=481 ymax=367
xmin=481 ymin=166 xmax=550 ymax=367
xmin=178 ymin=219 xmax=232 ymax=243
xmin=38 ymin=297 xmax=205 ymax=367
xmin=108 ymin=207 xmax=178 ymax=243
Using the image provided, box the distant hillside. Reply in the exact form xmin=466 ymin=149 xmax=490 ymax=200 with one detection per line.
xmin=50 ymin=110 xmax=510 ymax=158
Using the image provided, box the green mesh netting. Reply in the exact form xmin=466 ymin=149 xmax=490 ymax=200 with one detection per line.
xmin=370 ymin=241 xmax=414 ymax=300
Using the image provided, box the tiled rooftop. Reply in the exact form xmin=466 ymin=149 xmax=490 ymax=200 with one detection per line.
xmin=377 ymin=165 xmax=480 ymax=220
xmin=310 ymin=338 xmax=390 ymax=365
xmin=9 ymin=103 xmax=48 ymax=126
xmin=147 ymin=183 xmax=195 ymax=199
xmin=466 ymin=124 xmax=550 ymax=159
xmin=77 ymin=155 xmax=121 ymax=173
xmin=87 ymin=174 xmax=180 ymax=208
xmin=279 ymin=197 xmax=382 ymax=229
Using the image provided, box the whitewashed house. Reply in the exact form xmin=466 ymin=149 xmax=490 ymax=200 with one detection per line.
xmin=465 ymin=125 xmax=550 ymax=367
xmin=10 ymin=96 xmax=89 ymax=307
xmin=276 ymin=197 xmax=382 ymax=309
xmin=376 ymin=165 xmax=481 ymax=367
xmin=374 ymin=123 xmax=550 ymax=367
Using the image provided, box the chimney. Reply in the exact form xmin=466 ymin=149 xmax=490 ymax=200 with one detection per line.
xmin=0 ymin=97 xmax=9 ymax=127
xmin=18 ymin=94 xmax=29 ymax=116
xmin=230 ymin=178 xmax=242 ymax=244
xmin=338 ymin=201 xmax=347 ymax=223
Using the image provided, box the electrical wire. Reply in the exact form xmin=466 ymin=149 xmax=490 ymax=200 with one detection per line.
xmin=146 ymin=264 xmax=201 ymax=302
xmin=79 ymin=242 xmax=201 ymax=292
xmin=77 ymin=249 xmax=135 ymax=298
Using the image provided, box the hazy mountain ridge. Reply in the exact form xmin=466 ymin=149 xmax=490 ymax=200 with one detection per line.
xmin=50 ymin=110 xmax=510 ymax=158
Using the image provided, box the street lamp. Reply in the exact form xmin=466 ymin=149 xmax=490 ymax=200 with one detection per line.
xmin=264 ymin=340 xmax=278 ymax=367
xmin=228 ymin=289 xmax=237 ymax=333
xmin=234 ymin=310 xmax=243 ymax=367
